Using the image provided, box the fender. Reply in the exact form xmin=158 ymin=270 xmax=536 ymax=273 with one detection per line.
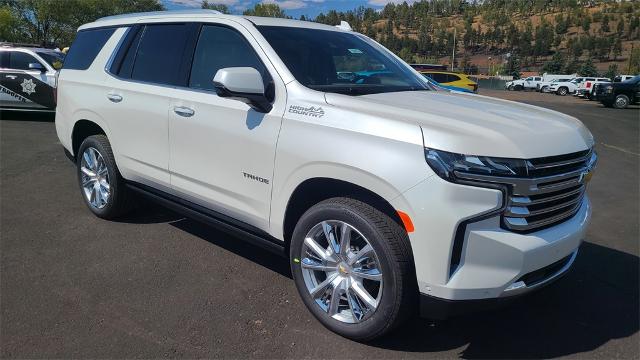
xmin=269 ymin=161 xmax=425 ymax=240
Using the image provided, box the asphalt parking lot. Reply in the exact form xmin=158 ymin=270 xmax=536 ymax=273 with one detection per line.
xmin=1 ymin=91 xmax=638 ymax=359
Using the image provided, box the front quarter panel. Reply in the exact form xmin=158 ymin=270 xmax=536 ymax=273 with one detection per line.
xmin=270 ymin=82 xmax=430 ymax=239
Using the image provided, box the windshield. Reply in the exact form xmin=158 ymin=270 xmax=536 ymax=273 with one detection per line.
xmin=36 ymin=51 xmax=65 ymax=70
xmin=257 ymin=26 xmax=430 ymax=96
xmin=622 ymin=75 xmax=640 ymax=84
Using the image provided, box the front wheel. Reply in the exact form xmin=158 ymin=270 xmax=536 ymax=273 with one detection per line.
xmin=557 ymin=87 xmax=568 ymax=96
xmin=76 ymin=135 xmax=132 ymax=219
xmin=290 ymin=198 xmax=416 ymax=341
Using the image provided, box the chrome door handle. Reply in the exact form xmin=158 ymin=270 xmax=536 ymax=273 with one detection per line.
xmin=107 ymin=94 xmax=122 ymax=103
xmin=173 ymin=106 xmax=194 ymax=117
xmin=5 ymin=75 xmax=17 ymax=80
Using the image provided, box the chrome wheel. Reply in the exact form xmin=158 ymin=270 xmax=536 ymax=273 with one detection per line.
xmin=300 ymin=220 xmax=383 ymax=324
xmin=80 ymin=147 xmax=110 ymax=209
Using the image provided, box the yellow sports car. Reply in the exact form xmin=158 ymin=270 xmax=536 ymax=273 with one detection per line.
xmin=420 ymin=71 xmax=478 ymax=92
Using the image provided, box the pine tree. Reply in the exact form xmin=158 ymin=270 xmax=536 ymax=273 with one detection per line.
xmin=579 ymin=59 xmax=598 ymax=77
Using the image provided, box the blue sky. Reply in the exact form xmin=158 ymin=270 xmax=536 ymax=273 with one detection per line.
xmin=163 ymin=0 xmax=414 ymax=18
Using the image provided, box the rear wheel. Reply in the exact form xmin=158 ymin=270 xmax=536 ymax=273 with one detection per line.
xmin=557 ymin=87 xmax=568 ymax=96
xmin=290 ymin=198 xmax=416 ymax=341
xmin=614 ymin=94 xmax=630 ymax=109
xmin=76 ymin=135 xmax=132 ymax=219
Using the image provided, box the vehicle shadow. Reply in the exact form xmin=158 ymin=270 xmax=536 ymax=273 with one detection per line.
xmin=370 ymin=241 xmax=639 ymax=358
xmin=0 ymin=109 xmax=55 ymax=122
xmin=121 ymin=201 xmax=292 ymax=278
xmin=119 ymin=202 xmax=638 ymax=358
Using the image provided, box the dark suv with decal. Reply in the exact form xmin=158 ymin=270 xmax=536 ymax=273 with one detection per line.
xmin=0 ymin=44 xmax=64 ymax=111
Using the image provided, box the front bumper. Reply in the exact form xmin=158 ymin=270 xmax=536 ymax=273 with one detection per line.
xmin=391 ymin=175 xmax=590 ymax=305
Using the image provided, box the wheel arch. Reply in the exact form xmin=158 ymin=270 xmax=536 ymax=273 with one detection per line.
xmin=71 ymin=119 xmax=108 ymax=159
xmin=279 ymin=177 xmax=405 ymax=255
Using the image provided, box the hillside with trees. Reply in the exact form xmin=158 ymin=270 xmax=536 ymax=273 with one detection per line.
xmin=311 ymin=0 xmax=640 ymax=77
xmin=2 ymin=0 xmax=639 ymax=78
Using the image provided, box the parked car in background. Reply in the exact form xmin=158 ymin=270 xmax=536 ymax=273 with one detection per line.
xmin=506 ymin=76 xmax=542 ymax=91
xmin=421 ymin=74 xmax=474 ymax=93
xmin=507 ymin=73 xmax=575 ymax=91
xmin=592 ymin=75 xmax=638 ymax=99
xmin=418 ymin=70 xmax=478 ymax=92
xmin=0 ymin=43 xmax=64 ymax=110
xmin=537 ymin=78 xmax=573 ymax=93
xmin=596 ymin=75 xmax=640 ymax=109
xmin=548 ymin=77 xmax=584 ymax=96
xmin=576 ymin=77 xmax=610 ymax=99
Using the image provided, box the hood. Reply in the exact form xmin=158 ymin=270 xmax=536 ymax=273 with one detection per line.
xmin=324 ymin=91 xmax=594 ymax=158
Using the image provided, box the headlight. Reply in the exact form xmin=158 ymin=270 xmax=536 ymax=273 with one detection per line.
xmin=424 ymin=148 xmax=527 ymax=182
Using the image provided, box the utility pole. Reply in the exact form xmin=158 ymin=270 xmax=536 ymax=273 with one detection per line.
xmin=451 ymin=27 xmax=456 ymax=72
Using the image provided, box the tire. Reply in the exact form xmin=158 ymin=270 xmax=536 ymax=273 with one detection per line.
xmin=290 ymin=197 xmax=416 ymax=341
xmin=614 ymin=94 xmax=630 ymax=109
xmin=514 ymin=85 xmax=523 ymax=91
xmin=507 ymin=85 xmax=514 ymax=91
xmin=540 ymin=86 xmax=548 ymax=93
xmin=76 ymin=134 xmax=132 ymax=219
xmin=557 ymin=87 xmax=568 ymax=96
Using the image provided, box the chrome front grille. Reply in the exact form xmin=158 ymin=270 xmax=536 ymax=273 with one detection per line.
xmin=455 ymin=149 xmax=597 ymax=233
xmin=504 ymin=149 xmax=595 ymax=232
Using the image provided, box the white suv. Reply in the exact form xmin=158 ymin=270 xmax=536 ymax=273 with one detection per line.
xmin=56 ymin=10 xmax=597 ymax=341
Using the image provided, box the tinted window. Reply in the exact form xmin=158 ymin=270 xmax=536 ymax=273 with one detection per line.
xmin=427 ymin=73 xmax=448 ymax=83
xmin=131 ymin=24 xmax=191 ymax=85
xmin=189 ymin=25 xmax=268 ymax=91
xmin=36 ymin=51 xmax=65 ymax=70
xmin=258 ymin=26 xmax=428 ymax=96
xmin=447 ymin=74 xmax=461 ymax=82
xmin=113 ymin=27 xmax=144 ymax=78
xmin=9 ymin=52 xmax=40 ymax=70
xmin=63 ymin=28 xmax=115 ymax=70
xmin=0 ymin=51 xmax=8 ymax=68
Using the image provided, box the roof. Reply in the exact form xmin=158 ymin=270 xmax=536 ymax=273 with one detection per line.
xmin=81 ymin=10 xmax=344 ymax=33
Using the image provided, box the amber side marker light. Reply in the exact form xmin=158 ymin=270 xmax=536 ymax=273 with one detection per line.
xmin=396 ymin=210 xmax=415 ymax=233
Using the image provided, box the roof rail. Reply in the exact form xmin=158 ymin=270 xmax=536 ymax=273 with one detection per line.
xmin=97 ymin=9 xmax=223 ymax=22
xmin=335 ymin=21 xmax=352 ymax=31
xmin=0 ymin=42 xmax=44 ymax=48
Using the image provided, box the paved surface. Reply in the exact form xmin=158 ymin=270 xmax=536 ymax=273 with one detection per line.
xmin=1 ymin=91 xmax=638 ymax=359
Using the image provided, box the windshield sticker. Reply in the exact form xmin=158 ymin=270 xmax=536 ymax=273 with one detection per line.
xmin=288 ymin=105 xmax=325 ymax=118
xmin=348 ymin=48 xmax=363 ymax=54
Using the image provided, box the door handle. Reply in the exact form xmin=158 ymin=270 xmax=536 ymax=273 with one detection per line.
xmin=107 ymin=93 xmax=123 ymax=103
xmin=5 ymin=75 xmax=17 ymax=80
xmin=173 ymin=106 xmax=195 ymax=117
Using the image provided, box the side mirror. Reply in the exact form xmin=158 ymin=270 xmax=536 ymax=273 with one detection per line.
xmin=28 ymin=62 xmax=46 ymax=73
xmin=213 ymin=67 xmax=272 ymax=113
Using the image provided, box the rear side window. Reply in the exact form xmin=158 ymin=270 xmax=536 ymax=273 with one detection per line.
xmin=426 ymin=73 xmax=447 ymax=83
xmin=9 ymin=52 xmax=40 ymax=70
xmin=189 ymin=25 xmax=269 ymax=91
xmin=63 ymin=28 xmax=116 ymax=70
xmin=130 ymin=24 xmax=192 ymax=86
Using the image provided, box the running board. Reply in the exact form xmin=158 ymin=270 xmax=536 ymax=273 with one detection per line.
xmin=126 ymin=182 xmax=287 ymax=258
